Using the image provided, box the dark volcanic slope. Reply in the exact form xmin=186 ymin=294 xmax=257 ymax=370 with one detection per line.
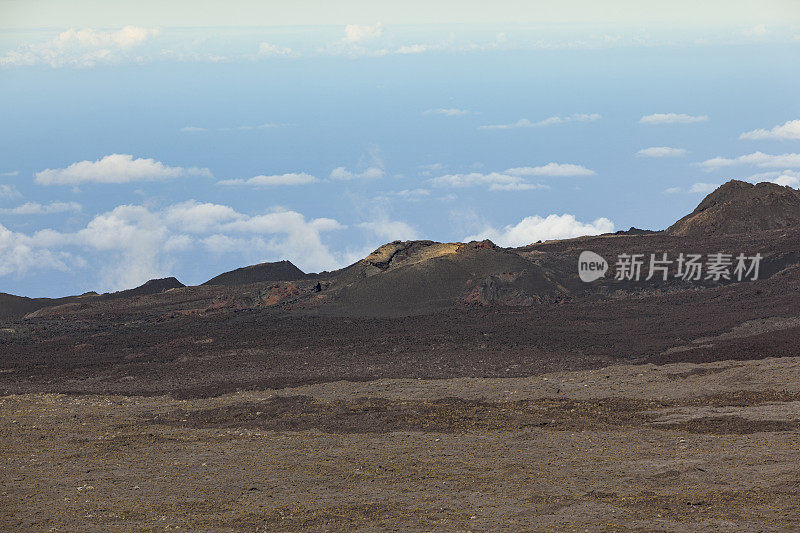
xmin=109 ymin=277 xmax=185 ymax=298
xmin=203 ymin=260 xmax=307 ymax=286
xmin=667 ymin=180 xmax=800 ymax=236
xmin=317 ymin=240 xmax=568 ymax=315
xmin=0 ymin=277 xmax=183 ymax=319
xmin=0 ymin=292 xmax=97 ymax=320
xmin=3 ymin=227 xmax=800 ymax=398
xmin=3 ymin=180 xmax=800 ymax=398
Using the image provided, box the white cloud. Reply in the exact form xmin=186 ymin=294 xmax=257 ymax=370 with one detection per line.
xmin=257 ymin=42 xmax=296 ymax=57
xmin=1 ymin=26 xmax=160 ymax=68
xmin=639 ymin=113 xmax=709 ymax=124
xmin=217 ymin=173 xmax=318 ymax=187
xmin=35 ymin=154 xmax=212 ymax=185
xmin=344 ymin=22 xmax=383 ymax=43
xmin=0 ymin=201 xmax=82 ymax=215
xmin=358 ymin=219 xmax=419 ymax=242
xmin=394 ymin=188 xmax=431 ymax=200
xmin=111 ymin=26 xmax=159 ymax=47
xmin=743 ymin=24 xmax=767 ymax=37
xmin=329 ymin=166 xmax=384 ymax=180
xmin=689 ymin=182 xmax=720 ymax=193
xmin=4 ymin=25 xmax=785 ymax=68
xmin=664 ymin=182 xmax=721 ymax=194
xmin=0 ymin=201 xmax=354 ymax=290
xmin=479 ymin=113 xmax=600 ymax=130
xmin=221 ymin=211 xmax=344 ymax=234
xmin=418 ymin=163 xmax=445 ymax=176
xmin=180 ymin=126 xmax=207 ymax=132
xmin=465 ymin=214 xmax=614 ymax=247
xmin=740 ymin=119 xmax=800 ymax=140
xmin=0 ymin=224 xmax=73 ymax=277
xmin=397 ymin=44 xmax=427 ymax=54
xmin=773 ymin=174 xmax=800 ymax=187
xmin=211 ymin=123 xmax=289 ymax=132
xmin=157 ymin=49 xmax=229 ymax=64
xmin=424 ymin=108 xmax=471 ymax=116
xmin=163 ymin=200 xmax=243 ymax=234
xmin=1 ymin=170 xmax=19 ymax=177
xmin=636 ymin=147 xmax=688 ymax=158
xmin=733 ymin=169 xmax=800 ymax=188
xmin=208 ymin=209 xmax=347 ymax=272
xmin=505 ymin=163 xmax=596 ymax=176
xmin=0 ymin=184 xmax=21 ymax=199
xmin=343 ymin=198 xmax=422 ymax=256
xmin=235 ymin=123 xmax=287 ymax=130
xmin=71 ymin=205 xmax=178 ymax=290
xmin=698 ymin=152 xmax=800 ymax=171
xmin=431 ymin=163 xmax=593 ymax=190
xmin=431 ymin=172 xmax=546 ymax=191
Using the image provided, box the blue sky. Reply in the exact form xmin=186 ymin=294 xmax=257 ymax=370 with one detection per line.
xmin=1 ymin=2 xmax=799 ymax=296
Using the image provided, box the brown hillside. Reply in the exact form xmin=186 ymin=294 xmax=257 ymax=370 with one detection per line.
xmin=316 ymin=240 xmax=568 ymax=315
xmin=203 ymin=260 xmax=307 ymax=286
xmin=667 ymin=180 xmax=800 ymax=236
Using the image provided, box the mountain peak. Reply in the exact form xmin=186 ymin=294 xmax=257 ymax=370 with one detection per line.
xmin=667 ymin=180 xmax=800 ymax=236
xmin=202 ymin=260 xmax=307 ymax=286
xmin=113 ymin=277 xmax=185 ymax=298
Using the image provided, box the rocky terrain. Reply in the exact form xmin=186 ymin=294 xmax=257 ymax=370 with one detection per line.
xmin=667 ymin=180 xmax=800 ymax=236
xmin=3 ymin=180 xmax=800 ymax=531
xmin=202 ymin=260 xmax=309 ymax=287
xmin=4 ymin=358 xmax=800 ymax=531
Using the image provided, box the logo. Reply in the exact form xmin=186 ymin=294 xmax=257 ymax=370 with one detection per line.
xmin=577 ymin=250 xmax=762 ymax=283
xmin=578 ymin=251 xmax=608 ymax=282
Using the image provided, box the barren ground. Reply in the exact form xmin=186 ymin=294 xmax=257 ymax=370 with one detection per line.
xmin=4 ymin=229 xmax=800 ymax=531
xmin=4 ymin=356 xmax=800 ymax=532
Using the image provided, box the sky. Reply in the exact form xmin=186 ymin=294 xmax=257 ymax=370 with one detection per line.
xmin=1 ymin=1 xmax=799 ymax=297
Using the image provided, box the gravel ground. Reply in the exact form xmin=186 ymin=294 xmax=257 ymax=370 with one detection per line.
xmin=3 ymin=357 xmax=800 ymax=531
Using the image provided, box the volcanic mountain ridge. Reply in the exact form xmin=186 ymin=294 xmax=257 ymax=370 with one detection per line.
xmin=666 ymin=180 xmax=800 ymax=236
xmin=4 ymin=179 xmax=800 ymax=320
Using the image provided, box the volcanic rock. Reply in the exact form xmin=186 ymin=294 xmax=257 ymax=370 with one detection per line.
xmin=203 ymin=260 xmax=307 ymax=286
xmin=667 ymin=180 xmax=800 ymax=236
xmin=113 ymin=277 xmax=185 ymax=298
xmin=321 ymin=240 xmax=565 ymax=315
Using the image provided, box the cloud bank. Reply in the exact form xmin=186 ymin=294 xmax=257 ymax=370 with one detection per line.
xmin=0 ymin=202 xmax=82 ymax=215
xmin=740 ymin=119 xmax=800 ymax=140
xmin=0 ymin=199 xmax=425 ymax=291
xmin=217 ymin=173 xmax=318 ymax=187
xmin=699 ymin=152 xmax=800 ymax=171
xmin=0 ymin=185 xmax=21 ymax=199
xmin=424 ymin=108 xmax=471 ymax=116
xmin=329 ymin=167 xmax=384 ymax=180
xmin=431 ymin=172 xmax=546 ymax=191
xmin=639 ymin=113 xmax=708 ymax=124
xmin=636 ymin=147 xmax=688 ymax=158
xmin=505 ymin=163 xmax=596 ymax=177
xmin=1 ymin=26 xmax=160 ymax=68
xmin=465 ymin=214 xmax=614 ymax=247
xmin=35 ymin=154 xmax=212 ymax=185
xmin=733 ymin=169 xmax=800 ymax=188
xmin=664 ymin=182 xmax=720 ymax=194
xmin=344 ymin=22 xmax=383 ymax=43
xmin=258 ymin=42 xmax=296 ymax=57
xmin=431 ymin=162 xmax=595 ymax=190
xmin=0 ymin=201 xmax=351 ymax=291
xmin=479 ymin=113 xmax=600 ymax=130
